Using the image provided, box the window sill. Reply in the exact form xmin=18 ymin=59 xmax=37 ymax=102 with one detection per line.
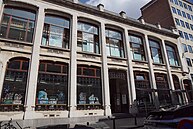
xmin=77 ymin=51 xmax=101 ymax=57
xmin=0 ymin=38 xmax=33 ymax=46
xmin=170 ymin=65 xmax=181 ymax=68
xmin=153 ymin=63 xmax=166 ymax=66
xmin=132 ymin=60 xmax=148 ymax=64
xmin=107 ymin=56 xmax=127 ymax=61
xmin=40 ymin=45 xmax=70 ymax=52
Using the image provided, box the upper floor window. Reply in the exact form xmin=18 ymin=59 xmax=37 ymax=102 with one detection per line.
xmin=179 ymin=30 xmax=184 ymax=38
xmin=0 ymin=7 xmax=36 ymax=42
xmin=177 ymin=9 xmax=182 ymax=16
xmin=183 ymin=3 xmax=188 ymax=9
xmin=185 ymin=22 xmax=190 ymax=29
xmin=186 ymin=58 xmax=192 ymax=66
xmin=149 ymin=40 xmax=163 ymax=64
xmin=182 ymin=43 xmax=188 ymax=52
xmin=77 ymin=22 xmax=99 ymax=54
xmin=175 ymin=18 xmax=180 ymax=26
xmin=172 ymin=7 xmax=177 ymax=14
xmin=179 ymin=1 xmax=183 ymax=7
xmin=187 ymin=13 xmax=191 ymax=20
xmin=188 ymin=5 xmax=192 ymax=11
xmin=166 ymin=44 xmax=179 ymax=66
xmin=188 ymin=45 xmax=193 ymax=53
xmin=174 ymin=0 xmax=178 ymax=5
xmin=184 ymin=32 xmax=189 ymax=40
xmin=182 ymin=11 xmax=186 ymax=18
xmin=129 ymin=34 xmax=146 ymax=61
xmin=189 ymin=34 xmax=193 ymax=41
xmin=42 ymin=15 xmax=70 ymax=49
xmin=180 ymin=20 xmax=185 ymax=27
xmin=190 ymin=24 xmax=193 ymax=30
xmin=106 ymin=29 xmax=124 ymax=58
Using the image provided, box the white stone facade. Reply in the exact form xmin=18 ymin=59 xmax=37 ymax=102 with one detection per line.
xmin=0 ymin=0 xmax=191 ymax=128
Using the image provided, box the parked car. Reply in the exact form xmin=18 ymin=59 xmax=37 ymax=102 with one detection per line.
xmin=144 ymin=103 xmax=193 ymax=129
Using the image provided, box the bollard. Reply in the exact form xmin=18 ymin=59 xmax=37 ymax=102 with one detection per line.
xmin=87 ymin=122 xmax=89 ymax=126
xmin=113 ymin=118 xmax=116 ymax=129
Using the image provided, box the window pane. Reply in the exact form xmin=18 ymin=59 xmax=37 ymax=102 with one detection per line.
xmin=8 ymin=61 xmax=20 ymax=69
xmin=45 ymin=16 xmax=69 ymax=28
xmin=47 ymin=64 xmax=61 ymax=73
xmin=22 ymin=61 xmax=29 ymax=70
xmin=49 ymin=26 xmax=63 ymax=47
xmin=0 ymin=15 xmax=10 ymax=38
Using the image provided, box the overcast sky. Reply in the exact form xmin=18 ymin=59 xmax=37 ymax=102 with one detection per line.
xmin=79 ymin=0 xmax=151 ymax=19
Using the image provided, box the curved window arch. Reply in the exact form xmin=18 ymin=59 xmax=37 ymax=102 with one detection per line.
xmin=166 ymin=44 xmax=179 ymax=66
xmin=129 ymin=34 xmax=146 ymax=61
xmin=42 ymin=15 xmax=70 ymax=48
xmin=0 ymin=57 xmax=29 ymax=111
xmin=77 ymin=65 xmax=102 ymax=110
xmin=35 ymin=61 xmax=68 ymax=111
xmin=0 ymin=6 xmax=36 ymax=42
xmin=149 ymin=39 xmax=163 ymax=64
xmin=105 ymin=29 xmax=124 ymax=58
xmin=77 ymin=22 xmax=99 ymax=54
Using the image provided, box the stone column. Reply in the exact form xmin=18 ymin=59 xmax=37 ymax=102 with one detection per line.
xmin=124 ymin=29 xmax=136 ymax=106
xmin=24 ymin=7 xmax=45 ymax=119
xmin=144 ymin=35 xmax=159 ymax=109
xmin=69 ymin=14 xmax=78 ymax=117
xmin=101 ymin=22 xmax=111 ymax=116
xmin=161 ymin=39 xmax=176 ymax=104
xmin=0 ymin=0 xmax=4 ymax=20
xmin=0 ymin=61 xmax=6 ymax=97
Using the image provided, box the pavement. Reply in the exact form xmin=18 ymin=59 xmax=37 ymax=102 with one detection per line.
xmin=73 ymin=114 xmax=146 ymax=129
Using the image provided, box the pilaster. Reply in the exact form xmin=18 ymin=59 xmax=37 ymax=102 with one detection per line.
xmin=161 ymin=39 xmax=176 ymax=104
xmin=24 ymin=7 xmax=45 ymax=119
xmin=69 ymin=14 xmax=78 ymax=117
xmin=0 ymin=0 xmax=4 ymax=21
xmin=0 ymin=61 xmax=6 ymax=97
xmin=144 ymin=35 xmax=159 ymax=109
xmin=101 ymin=22 xmax=111 ymax=116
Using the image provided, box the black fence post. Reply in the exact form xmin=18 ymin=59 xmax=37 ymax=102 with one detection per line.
xmin=113 ymin=118 xmax=116 ymax=129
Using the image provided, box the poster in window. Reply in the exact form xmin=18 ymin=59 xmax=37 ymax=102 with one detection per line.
xmin=122 ymin=94 xmax=127 ymax=104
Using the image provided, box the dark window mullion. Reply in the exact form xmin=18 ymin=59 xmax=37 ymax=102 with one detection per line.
xmin=6 ymin=15 xmax=12 ymax=38
xmin=24 ymin=19 xmax=29 ymax=42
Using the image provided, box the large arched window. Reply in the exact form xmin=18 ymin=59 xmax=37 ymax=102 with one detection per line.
xmin=129 ymin=35 xmax=146 ymax=61
xmin=106 ymin=29 xmax=124 ymax=58
xmin=77 ymin=22 xmax=99 ymax=54
xmin=134 ymin=71 xmax=154 ymax=112
xmin=183 ymin=79 xmax=193 ymax=102
xmin=0 ymin=58 xmax=29 ymax=111
xmin=0 ymin=6 xmax=36 ymax=42
xmin=42 ymin=15 xmax=70 ymax=48
xmin=35 ymin=61 xmax=68 ymax=111
xmin=155 ymin=73 xmax=171 ymax=106
xmin=77 ymin=65 xmax=102 ymax=110
xmin=149 ymin=40 xmax=163 ymax=64
xmin=172 ymin=75 xmax=183 ymax=105
xmin=166 ymin=44 xmax=179 ymax=66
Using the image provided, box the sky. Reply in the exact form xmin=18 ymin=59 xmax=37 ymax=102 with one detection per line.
xmin=79 ymin=0 xmax=151 ymax=19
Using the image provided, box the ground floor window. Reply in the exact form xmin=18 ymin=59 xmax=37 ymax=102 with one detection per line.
xmin=134 ymin=71 xmax=154 ymax=113
xmin=183 ymin=79 xmax=193 ymax=102
xmin=77 ymin=66 xmax=102 ymax=110
xmin=0 ymin=58 xmax=29 ymax=111
xmin=155 ymin=73 xmax=172 ymax=106
xmin=35 ymin=61 xmax=68 ymax=111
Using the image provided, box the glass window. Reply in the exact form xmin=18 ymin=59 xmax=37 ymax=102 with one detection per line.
xmin=35 ymin=61 xmax=68 ymax=111
xmin=175 ymin=18 xmax=180 ymax=26
xmin=172 ymin=7 xmax=177 ymax=14
xmin=77 ymin=66 xmax=102 ymax=110
xmin=42 ymin=15 xmax=70 ymax=49
xmin=191 ymin=15 xmax=193 ymax=20
xmin=182 ymin=11 xmax=186 ymax=18
xmin=0 ymin=7 xmax=36 ymax=42
xmin=106 ymin=29 xmax=124 ymax=57
xmin=190 ymin=24 xmax=193 ymax=30
xmin=179 ymin=1 xmax=183 ymax=7
xmin=129 ymin=34 xmax=146 ymax=61
xmin=182 ymin=43 xmax=188 ymax=52
xmin=77 ymin=22 xmax=99 ymax=54
xmin=184 ymin=3 xmax=188 ymax=9
xmin=188 ymin=5 xmax=192 ymax=11
xmin=187 ymin=13 xmax=191 ymax=20
xmin=180 ymin=20 xmax=185 ymax=27
xmin=0 ymin=58 xmax=29 ymax=111
xmin=186 ymin=58 xmax=192 ymax=66
xmin=166 ymin=44 xmax=179 ymax=66
xmin=155 ymin=73 xmax=171 ymax=106
xmin=149 ymin=40 xmax=163 ymax=64
xmin=174 ymin=0 xmax=178 ymax=5
xmin=179 ymin=30 xmax=184 ymax=38
xmin=177 ymin=9 xmax=182 ymax=16
xmin=188 ymin=45 xmax=193 ymax=53
xmin=189 ymin=34 xmax=193 ymax=41
xmin=185 ymin=22 xmax=190 ymax=29
xmin=184 ymin=32 xmax=189 ymax=40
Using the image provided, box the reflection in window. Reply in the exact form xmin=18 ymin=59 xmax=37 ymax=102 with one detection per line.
xmin=149 ymin=40 xmax=163 ymax=64
xmin=42 ymin=15 xmax=70 ymax=48
xmin=35 ymin=61 xmax=68 ymax=111
xmin=0 ymin=58 xmax=29 ymax=111
xmin=166 ymin=44 xmax=179 ymax=66
xmin=77 ymin=22 xmax=99 ymax=54
xmin=134 ymin=71 xmax=154 ymax=112
xmin=77 ymin=66 xmax=102 ymax=110
xmin=106 ymin=29 xmax=124 ymax=57
xmin=129 ymin=35 xmax=146 ymax=61
xmin=155 ymin=73 xmax=171 ymax=106
xmin=0 ymin=7 xmax=36 ymax=42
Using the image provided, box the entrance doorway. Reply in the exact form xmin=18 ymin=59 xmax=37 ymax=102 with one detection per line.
xmin=109 ymin=70 xmax=129 ymax=114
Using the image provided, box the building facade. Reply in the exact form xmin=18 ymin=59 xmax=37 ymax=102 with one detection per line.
xmin=0 ymin=0 xmax=192 ymax=127
xmin=141 ymin=0 xmax=193 ymax=85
